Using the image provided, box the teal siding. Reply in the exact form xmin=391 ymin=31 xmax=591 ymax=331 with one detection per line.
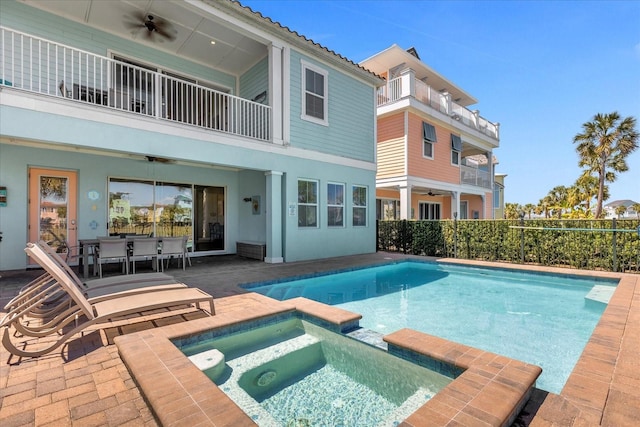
xmin=239 ymin=57 xmax=269 ymax=103
xmin=289 ymin=50 xmax=376 ymax=163
xmin=0 ymin=0 xmax=236 ymax=91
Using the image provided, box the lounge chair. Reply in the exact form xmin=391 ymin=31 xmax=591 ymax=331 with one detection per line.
xmin=1 ymin=243 xmax=215 ymax=358
xmin=5 ymin=242 xmax=184 ymax=314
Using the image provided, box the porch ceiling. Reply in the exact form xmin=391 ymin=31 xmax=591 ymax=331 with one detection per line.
xmin=20 ymin=0 xmax=267 ymax=75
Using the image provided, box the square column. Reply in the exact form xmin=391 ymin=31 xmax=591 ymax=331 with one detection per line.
xmin=265 ymin=171 xmax=284 ymax=263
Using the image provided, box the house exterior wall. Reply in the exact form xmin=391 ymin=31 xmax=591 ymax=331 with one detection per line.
xmin=0 ymin=0 xmax=381 ymax=269
xmin=406 ymin=113 xmax=460 ymax=184
xmin=288 ymin=50 xmax=376 ymax=162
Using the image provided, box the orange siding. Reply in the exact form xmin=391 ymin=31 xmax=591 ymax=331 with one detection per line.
xmin=406 ymin=113 xmax=460 ymax=184
xmin=376 ymin=188 xmax=399 ymax=199
xmin=378 ymin=114 xmax=405 ymax=142
xmin=377 ymin=138 xmax=405 ymax=178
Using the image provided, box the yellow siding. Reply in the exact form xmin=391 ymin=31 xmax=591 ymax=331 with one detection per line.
xmin=377 ymin=138 xmax=405 ymax=178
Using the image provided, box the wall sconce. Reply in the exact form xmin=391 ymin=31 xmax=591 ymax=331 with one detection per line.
xmin=243 ymin=197 xmax=252 ymax=202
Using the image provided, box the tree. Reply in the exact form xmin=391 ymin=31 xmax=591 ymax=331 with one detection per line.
xmin=615 ymin=205 xmax=627 ymax=218
xmin=504 ymin=203 xmax=522 ymax=219
xmin=574 ymin=112 xmax=639 ymax=218
xmin=632 ymin=203 xmax=640 ymax=219
xmin=523 ymin=203 xmax=536 ymax=219
xmin=547 ymin=186 xmax=569 ymax=219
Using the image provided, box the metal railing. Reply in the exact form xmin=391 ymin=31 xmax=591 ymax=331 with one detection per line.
xmin=0 ymin=26 xmax=271 ymax=141
xmin=378 ymin=75 xmax=499 ymax=140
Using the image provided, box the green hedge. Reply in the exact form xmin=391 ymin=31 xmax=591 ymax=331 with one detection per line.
xmin=377 ymin=219 xmax=640 ymax=273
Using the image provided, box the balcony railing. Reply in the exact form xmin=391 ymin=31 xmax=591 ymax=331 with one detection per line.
xmin=460 ymin=164 xmax=491 ymax=189
xmin=0 ymin=27 xmax=271 ymax=142
xmin=377 ymin=71 xmax=499 ymax=141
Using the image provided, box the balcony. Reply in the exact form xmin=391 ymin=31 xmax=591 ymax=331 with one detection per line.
xmin=0 ymin=27 xmax=271 ymax=142
xmin=377 ymin=70 xmax=499 ymax=141
xmin=460 ymin=164 xmax=491 ymax=189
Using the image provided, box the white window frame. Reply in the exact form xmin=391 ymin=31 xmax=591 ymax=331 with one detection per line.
xmin=450 ymin=134 xmax=462 ymax=166
xmin=352 ymin=185 xmax=368 ymax=227
xmin=301 ymin=60 xmax=328 ymax=126
xmin=298 ymin=179 xmax=319 ymax=228
xmin=418 ymin=201 xmax=441 ymax=220
xmin=423 ymin=122 xmax=437 ymax=159
xmin=327 ymin=182 xmax=345 ymax=227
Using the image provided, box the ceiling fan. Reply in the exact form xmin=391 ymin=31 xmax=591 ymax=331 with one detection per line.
xmin=124 ymin=12 xmax=176 ymax=42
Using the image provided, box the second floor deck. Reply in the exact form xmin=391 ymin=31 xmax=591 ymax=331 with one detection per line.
xmin=0 ymin=27 xmax=271 ymax=142
xmin=377 ymin=68 xmax=499 ymax=142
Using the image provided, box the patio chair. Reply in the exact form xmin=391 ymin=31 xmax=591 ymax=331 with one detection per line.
xmin=129 ymin=237 xmax=159 ymax=273
xmin=159 ymin=237 xmax=186 ymax=271
xmin=1 ymin=243 xmax=215 ymax=358
xmin=96 ymin=238 xmax=129 ymax=277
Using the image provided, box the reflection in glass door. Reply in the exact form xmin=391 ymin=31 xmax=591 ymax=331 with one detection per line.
xmin=28 ymin=168 xmax=78 ymax=263
xmin=194 ymin=186 xmax=225 ymax=251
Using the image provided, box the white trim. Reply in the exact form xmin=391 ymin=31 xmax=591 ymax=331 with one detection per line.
xmin=297 ymin=178 xmax=319 ymax=228
xmin=352 ymin=184 xmax=368 ymax=227
xmin=300 ymin=59 xmax=328 ymax=126
xmin=418 ymin=201 xmax=442 ymax=220
xmin=327 ymin=181 xmax=345 ymax=228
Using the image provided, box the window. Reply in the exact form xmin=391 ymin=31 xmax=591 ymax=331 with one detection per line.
xmin=352 ymin=185 xmax=367 ymax=226
xmin=302 ymin=61 xmax=328 ymax=125
xmin=459 ymin=201 xmax=468 ymax=219
xmin=376 ymin=199 xmax=400 ymax=220
xmin=298 ymin=179 xmax=318 ymax=227
xmin=451 ymin=134 xmax=462 ymax=165
xmin=419 ymin=202 xmax=441 ymax=220
xmin=327 ymin=183 xmax=345 ymax=227
xmin=493 ymin=184 xmax=502 ymax=208
xmin=423 ymin=122 xmax=437 ymax=158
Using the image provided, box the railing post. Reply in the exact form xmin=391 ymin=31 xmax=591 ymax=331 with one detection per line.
xmin=612 ymin=218 xmax=618 ymax=272
xmin=520 ymin=213 xmax=525 ymax=264
xmin=454 ymin=212 xmax=458 ymax=258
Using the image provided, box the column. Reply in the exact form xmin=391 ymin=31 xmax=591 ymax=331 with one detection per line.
xmin=269 ymin=43 xmax=284 ymax=145
xmin=399 ymin=185 xmax=412 ymax=220
xmin=451 ymin=191 xmax=460 ymax=219
xmin=265 ymin=171 xmax=284 ymax=263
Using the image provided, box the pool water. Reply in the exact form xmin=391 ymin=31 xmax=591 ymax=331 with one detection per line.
xmin=180 ymin=318 xmax=451 ymax=426
xmin=245 ymin=261 xmax=617 ymax=394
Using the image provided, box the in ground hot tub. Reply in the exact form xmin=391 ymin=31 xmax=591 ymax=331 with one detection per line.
xmin=178 ymin=318 xmax=452 ymax=426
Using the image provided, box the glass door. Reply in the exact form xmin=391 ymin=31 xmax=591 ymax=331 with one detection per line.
xmin=28 ymin=168 xmax=78 ymax=264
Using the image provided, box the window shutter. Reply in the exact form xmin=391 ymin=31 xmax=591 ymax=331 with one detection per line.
xmin=451 ymin=134 xmax=462 ymax=151
xmin=423 ymin=122 xmax=437 ymax=142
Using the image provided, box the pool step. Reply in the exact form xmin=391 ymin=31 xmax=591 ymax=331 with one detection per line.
xmin=585 ymin=285 xmax=615 ymax=305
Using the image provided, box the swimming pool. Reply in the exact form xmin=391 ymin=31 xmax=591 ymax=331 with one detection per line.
xmin=179 ymin=317 xmax=452 ymax=426
xmin=244 ymin=260 xmax=617 ymax=394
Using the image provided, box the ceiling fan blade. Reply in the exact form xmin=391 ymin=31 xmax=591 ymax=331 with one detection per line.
xmin=155 ymin=26 xmax=176 ymax=41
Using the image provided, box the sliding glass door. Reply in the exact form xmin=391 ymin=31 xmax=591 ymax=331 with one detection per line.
xmin=108 ymin=178 xmax=225 ymax=252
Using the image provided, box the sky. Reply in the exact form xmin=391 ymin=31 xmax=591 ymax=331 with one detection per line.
xmin=242 ymin=0 xmax=640 ymax=206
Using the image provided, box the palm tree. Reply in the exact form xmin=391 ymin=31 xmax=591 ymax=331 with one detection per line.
xmin=523 ymin=203 xmax=536 ymax=219
xmin=574 ymin=112 xmax=639 ymax=218
xmin=547 ymin=185 xmax=569 ymax=219
xmin=632 ymin=203 xmax=640 ymax=219
xmin=538 ymin=197 xmax=551 ymax=218
xmin=615 ymin=205 xmax=628 ymax=218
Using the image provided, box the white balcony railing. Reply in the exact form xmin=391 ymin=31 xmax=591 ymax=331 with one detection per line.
xmin=0 ymin=27 xmax=271 ymax=142
xmin=377 ymin=73 xmax=499 ymax=141
xmin=460 ymin=164 xmax=491 ymax=189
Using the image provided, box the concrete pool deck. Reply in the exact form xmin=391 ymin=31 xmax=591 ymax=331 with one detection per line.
xmin=0 ymin=252 xmax=638 ymax=426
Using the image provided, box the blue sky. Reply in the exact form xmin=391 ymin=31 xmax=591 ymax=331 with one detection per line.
xmin=242 ymin=0 xmax=640 ymax=205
